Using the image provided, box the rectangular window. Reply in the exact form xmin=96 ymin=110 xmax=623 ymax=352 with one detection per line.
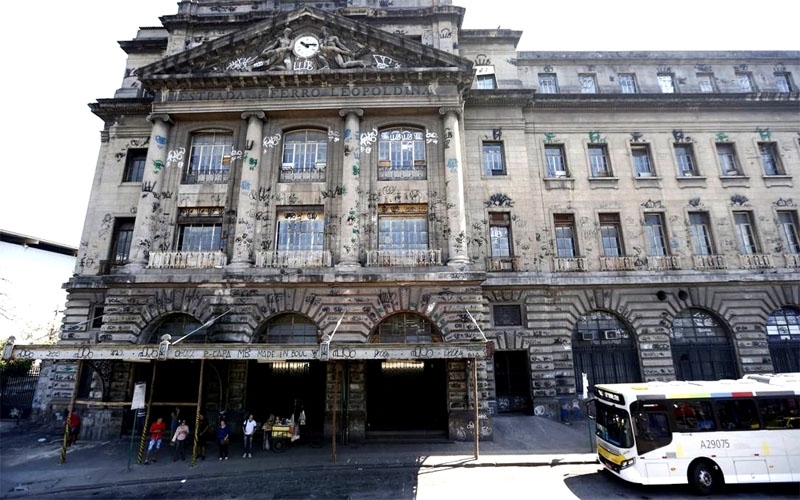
xmin=276 ymin=209 xmax=324 ymax=252
xmin=493 ymin=304 xmax=522 ymax=327
xmin=631 ymin=144 xmax=654 ymax=177
xmin=554 ymin=214 xmax=577 ymax=258
xmin=673 ymin=400 xmax=717 ymax=432
xmin=185 ymin=132 xmax=233 ymax=184
xmin=599 ymin=213 xmax=624 ymax=257
xmin=618 ymin=74 xmax=637 ymax=94
xmin=545 ymin=145 xmax=568 ymax=177
xmin=778 ymin=211 xmax=800 ymax=254
xmin=658 ymin=74 xmax=676 ymax=93
xmin=281 ymin=130 xmax=327 ymax=182
xmin=674 ymin=144 xmax=698 ymax=176
xmin=178 ymin=223 xmax=223 ymax=252
xmin=716 ymin=143 xmax=741 ymax=176
xmin=538 ymin=74 xmax=558 ymax=94
xmin=775 ymin=73 xmax=793 ymax=92
xmin=736 ymin=73 xmax=754 ymax=92
xmin=588 ymin=145 xmax=611 ymax=177
xmin=378 ymin=205 xmax=428 ymax=251
xmin=123 ymin=149 xmax=147 ymax=183
xmin=689 ymin=212 xmax=715 ymax=255
xmin=734 ymin=211 xmax=760 ymax=255
xmin=110 ymin=219 xmax=135 ymax=265
xmin=758 ymin=397 xmax=800 ymax=429
xmin=91 ymin=306 xmax=105 ymax=329
xmin=759 ymin=143 xmax=784 ymax=175
xmin=697 ymin=74 xmax=716 ymax=93
xmin=378 ymin=128 xmax=426 ymax=180
xmin=579 ymin=74 xmax=597 ymax=93
xmin=489 ymin=212 xmax=512 ymax=257
xmin=644 ymin=213 xmax=668 ymax=256
xmin=483 ymin=142 xmax=506 ymax=176
xmin=476 ymin=74 xmax=497 ymax=90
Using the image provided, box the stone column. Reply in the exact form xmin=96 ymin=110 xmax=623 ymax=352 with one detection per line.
xmin=230 ymin=111 xmax=266 ymax=267
xmin=439 ymin=107 xmax=469 ymax=265
xmin=337 ymin=108 xmax=364 ymax=268
xmin=128 ymin=113 xmax=172 ymax=269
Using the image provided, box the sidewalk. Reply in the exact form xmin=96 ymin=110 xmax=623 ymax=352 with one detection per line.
xmin=0 ymin=415 xmax=598 ymax=498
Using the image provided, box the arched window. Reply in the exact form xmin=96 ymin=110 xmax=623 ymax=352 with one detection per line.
xmin=378 ymin=127 xmax=426 ymax=180
xmin=184 ymin=131 xmax=233 ymax=184
xmin=766 ymin=307 xmax=800 ymax=373
xmin=670 ymin=309 xmax=737 ymax=380
xmin=372 ymin=313 xmax=441 ymax=343
xmin=259 ymin=314 xmax=318 ymax=344
xmin=572 ymin=311 xmax=640 ymax=395
xmin=147 ymin=314 xmax=208 ymax=344
xmin=281 ymin=130 xmax=327 ymax=182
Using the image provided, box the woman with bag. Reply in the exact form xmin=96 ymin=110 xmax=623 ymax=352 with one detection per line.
xmin=216 ymin=419 xmax=231 ymax=460
xmin=171 ymin=420 xmax=190 ymax=462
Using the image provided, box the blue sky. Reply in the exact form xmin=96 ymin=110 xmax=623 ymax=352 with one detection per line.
xmin=0 ymin=0 xmax=797 ymax=247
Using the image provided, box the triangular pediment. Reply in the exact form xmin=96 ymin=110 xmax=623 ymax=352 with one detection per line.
xmin=139 ymin=7 xmax=472 ymax=88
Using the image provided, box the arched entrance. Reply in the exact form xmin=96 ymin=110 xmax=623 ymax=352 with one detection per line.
xmin=129 ymin=314 xmax=211 ymax=434
xmin=247 ymin=314 xmax=326 ymax=441
xmin=766 ymin=307 xmax=800 ymax=373
xmin=572 ymin=311 xmax=641 ymax=395
xmin=365 ymin=313 xmax=447 ymax=439
xmin=670 ymin=308 xmax=738 ymax=380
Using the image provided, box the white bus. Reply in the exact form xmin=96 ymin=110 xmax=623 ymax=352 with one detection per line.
xmin=593 ymin=373 xmax=800 ymax=494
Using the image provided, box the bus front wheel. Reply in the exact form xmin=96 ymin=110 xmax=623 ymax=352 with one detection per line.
xmin=689 ymin=460 xmax=722 ymax=495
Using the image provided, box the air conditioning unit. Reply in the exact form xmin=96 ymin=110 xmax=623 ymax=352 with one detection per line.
xmin=554 ymin=171 xmax=567 ymax=177
xmin=603 ymin=329 xmax=620 ymax=340
xmin=581 ymin=332 xmax=595 ymax=341
xmin=637 ymin=171 xmax=652 ymax=177
xmin=281 ymin=163 xmax=294 ymax=171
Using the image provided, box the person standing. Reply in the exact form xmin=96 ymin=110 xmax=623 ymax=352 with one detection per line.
xmin=216 ymin=419 xmax=231 ymax=460
xmin=67 ymin=410 xmax=81 ymax=446
xmin=242 ymin=414 xmax=257 ymax=458
xmin=171 ymin=419 xmax=190 ymax=461
xmin=144 ymin=417 xmax=166 ymax=464
xmin=169 ymin=407 xmax=180 ymax=437
xmin=196 ymin=413 xmax=209 ymax=460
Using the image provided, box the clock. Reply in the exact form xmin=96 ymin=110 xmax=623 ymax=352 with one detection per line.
xmin=293 ymin=35 xmax=320 ymax=59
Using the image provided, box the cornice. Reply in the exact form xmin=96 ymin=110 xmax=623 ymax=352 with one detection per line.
xmin=532 ymin=92 xmax=800 ymax=111
xmin=465 ymin=89 xmax=535 ymax=108
xmin=89 ymin=98 xmax=153 ymax=121
xmin=118 ymin=38 xmax=168 ymax=55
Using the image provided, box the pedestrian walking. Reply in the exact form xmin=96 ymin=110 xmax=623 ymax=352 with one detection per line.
xmin=217 ymin=419 xmax=231 ymax=460
xmin=144 ymin=417 xmax=166 ymax=464
xmin=171 ymin=419 xmax=190 ymax=461
xmin=242 ymin=414 xmax=258 ymax=458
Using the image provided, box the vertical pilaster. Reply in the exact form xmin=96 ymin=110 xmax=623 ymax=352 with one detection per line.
xmin=230 ymin=111 xmax=266 ymax=266
xmin=128 ymin=113 xmax=172 ymax=268
xmin=337 ymin=108 xmax=364 ymax=268
xmin=439 ymin=107 xmax=469 ymax=265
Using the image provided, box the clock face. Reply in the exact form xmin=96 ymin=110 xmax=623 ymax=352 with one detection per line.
xmin=293 ymin=35 xmax=320 ymax=59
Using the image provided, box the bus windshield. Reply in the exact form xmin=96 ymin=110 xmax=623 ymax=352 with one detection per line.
xmin=595 ymin=402 xmax=634 ymax=448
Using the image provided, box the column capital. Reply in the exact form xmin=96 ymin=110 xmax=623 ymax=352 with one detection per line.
xmin=338 ymin=108 xmax=364 ymax=118
xmin=241 ymin=111 xmax=266 ymax=122
xmin=438 ymin=106 xmax=463 ymax=118
xmin=146 ymin=113 xmax=173 ymax=125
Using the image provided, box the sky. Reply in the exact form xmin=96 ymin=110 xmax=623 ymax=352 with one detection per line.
xmin=0 ymin=0 xmax=797 ymax=248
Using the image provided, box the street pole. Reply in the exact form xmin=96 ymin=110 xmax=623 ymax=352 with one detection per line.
xmin=136 ymin=361 xmax=158 ymax=465
xmin=473 ymin=359 xmax=479 ymax=460
xmin=191 ymin=359 xmax=205 ymax=467
xmin=331 ymin=362 xmax=339 ymax=463
xmin=59 ymin=359 xmax=83 ymax=464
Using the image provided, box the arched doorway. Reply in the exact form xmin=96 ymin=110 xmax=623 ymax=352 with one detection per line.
xmin=670 ymin=308 xmax=738 ymax=380
xmin=766 ymin=307 xmax=800 ymax=373
xmin=572 ymin=311 xmax=642 ymax=395
xmin=128 ymin=314 xmax=212 ymax=435
xmin=366 ymin=313 xmax=447 ymax=438
xmin=247 ymin=314 xmax=326 ymax=441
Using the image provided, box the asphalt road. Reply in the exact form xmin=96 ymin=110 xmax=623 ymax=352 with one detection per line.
xmin=33 ymin=463 xmax=799 ymax=499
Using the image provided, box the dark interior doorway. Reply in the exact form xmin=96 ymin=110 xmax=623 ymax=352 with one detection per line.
xmin=493 ymin=350 xmax=532 ymax=414
xmin=365 ymin=359 xmax=447 ymax=438
xmin=246 ymin=361 xmax=326 ymax=441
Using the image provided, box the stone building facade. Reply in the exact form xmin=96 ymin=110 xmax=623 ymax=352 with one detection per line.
xmin=10 ymin=0 xmax=799 ymax=442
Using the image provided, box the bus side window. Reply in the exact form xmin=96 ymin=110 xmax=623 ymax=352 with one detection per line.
xmin=672 ymin=400 xmax=716 ymax=432
xmin=715 ymin=399 xmax=761 ymax=431
xmin=758 ymin=396 xmax=799 ymax=429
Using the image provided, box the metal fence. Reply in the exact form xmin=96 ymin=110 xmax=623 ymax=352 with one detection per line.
xmin=0 ymin=366 xmax=41 ymax=420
